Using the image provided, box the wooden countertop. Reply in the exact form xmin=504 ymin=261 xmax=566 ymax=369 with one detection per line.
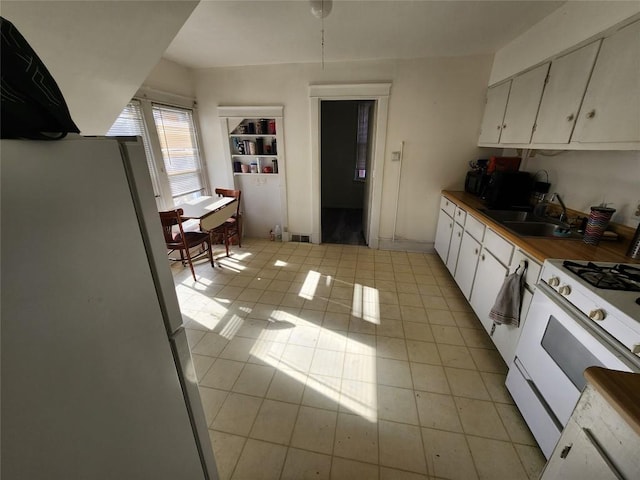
xmin=585 ymin=367 xmax=640 ymax=436
xmin=442 ymin=191 xmax=639 ymax=264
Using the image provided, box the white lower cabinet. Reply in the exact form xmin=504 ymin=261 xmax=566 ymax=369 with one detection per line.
xmin=469 ymin=248 xmax=509 ymax=333
xmin=446 ymin=222 xmax=464 ymax=274
xmin=487 ymin=249 xmax=540 ymax=365
xmin=433 ymin=198 xmax=543 ymax=365
xmin=491 ymin=288 xmax=533 ymax=365
xmin=541 ymin=383 xmax=640 ymax=479
xmin=434 ymin=207 xmax=454 ymax=263
xmin=454 ymin=231 xmax=481 ymax=300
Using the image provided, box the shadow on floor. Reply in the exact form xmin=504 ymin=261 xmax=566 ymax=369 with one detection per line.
xmin=321 ymin=207 xmax=367 ymax=246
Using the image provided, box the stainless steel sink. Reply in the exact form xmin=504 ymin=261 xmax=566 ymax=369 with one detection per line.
xmin=502 ymin=221 xmax=582 ymax=239
xmin=479 ymin=209 xmax=581 ymax=239
xmin=479 ymin=209 xmax=538 ymax=223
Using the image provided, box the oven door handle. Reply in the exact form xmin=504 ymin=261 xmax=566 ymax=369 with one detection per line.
xmin=513 ymin=357 xmax=563 ymax=432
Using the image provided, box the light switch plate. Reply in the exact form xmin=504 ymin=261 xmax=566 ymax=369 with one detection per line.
xmin=391 ymin=151 xmax=401 ymax=161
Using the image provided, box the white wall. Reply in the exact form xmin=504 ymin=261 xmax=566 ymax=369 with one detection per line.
xmin=490 ymin=1 xmax=640 ymax=84
xmin=142 ymin=58 xmax=195 ymax=99
xmin=194 ymin=55 xmax=493 ymax=245
xmin=520 ymin=151 xmax=640 ymax=227
xmin=1 ymin=1 xmax=198 ymax=135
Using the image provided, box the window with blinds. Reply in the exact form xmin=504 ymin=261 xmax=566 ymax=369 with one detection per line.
xmin=152 ymin=104 xmax=206 ymax=205
xmin=107 ymin=100 xmax=160 ymax=197
xmin=355 ymin=101 xmax=373 ymax=181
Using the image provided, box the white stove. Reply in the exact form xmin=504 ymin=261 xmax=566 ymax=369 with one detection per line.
xmin=542 ymin=259 xmax=640 ymax=358
xmin=506 ymin=258 xmax=640 ymax=458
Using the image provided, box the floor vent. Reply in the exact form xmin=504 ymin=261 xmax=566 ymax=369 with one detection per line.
xmin=290 ymin=234 xmax=311 ymax=243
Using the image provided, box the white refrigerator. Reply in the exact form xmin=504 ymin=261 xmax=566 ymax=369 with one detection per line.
xmin=1 ymin=135 xmax=219 ymax=479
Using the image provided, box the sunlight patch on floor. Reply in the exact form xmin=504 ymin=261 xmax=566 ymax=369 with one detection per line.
xmin=252 ymin=308 xmax=378 ymax=422
xmin=352 ymin=283 xmax=380 ymax=325
xmin=299 ymin=270 xmax=322 ymax=300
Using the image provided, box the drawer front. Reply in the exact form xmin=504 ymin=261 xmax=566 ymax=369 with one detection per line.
xmin=440 ymin=196 xmax=457 ymax=217
xmin=454 ymin=207 xmax=467 ymax=225
xmin=484 ymin=228 xmax=514 ymax=266
xmin=511 ymin=250 xmax=542 ymax=289
xmin=464 ymin=214 xmax=486 ymax=242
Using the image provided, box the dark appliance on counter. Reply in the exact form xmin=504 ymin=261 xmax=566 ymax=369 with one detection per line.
xmin=483 ymin=171 xmax=533 ymax=209
xmin=465 ymin=158 xmax=489 ymax=196
xmin=465 ymin=170 xmax=489 ymax=196
xmin=465 ymin=156 xmax=523 ymax=198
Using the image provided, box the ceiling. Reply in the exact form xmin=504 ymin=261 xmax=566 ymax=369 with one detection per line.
xmin=164 ymin=0 xmax=566 ymax=69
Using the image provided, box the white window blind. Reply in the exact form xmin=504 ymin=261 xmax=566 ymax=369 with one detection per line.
xmin=355 ymin=101 xmax=373 ymax=181
xmin=107 ymin=100 xmax=160 ymax=196
xmin=152 ymin=104 xmax=205 ymax=204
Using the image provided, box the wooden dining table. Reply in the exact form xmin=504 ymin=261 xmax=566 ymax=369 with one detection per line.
xmin=178 ymin=196 xmax=237 ymax=232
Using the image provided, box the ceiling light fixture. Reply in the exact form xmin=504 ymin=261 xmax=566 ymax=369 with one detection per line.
xmin=309 ymin=0 xmax=332 ymax=69
xmin=310 ymin=0 xmax=332 ymax=19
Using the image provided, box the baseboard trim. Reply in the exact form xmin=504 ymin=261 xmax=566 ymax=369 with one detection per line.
xmin=377 ymin=238 xmax=435 ymax=253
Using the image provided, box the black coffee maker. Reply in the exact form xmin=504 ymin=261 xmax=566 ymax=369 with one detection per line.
xmin=465 ymin=159 xmax=490 ymax=196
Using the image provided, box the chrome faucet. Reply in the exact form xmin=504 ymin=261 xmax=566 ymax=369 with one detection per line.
xmin=534 ymin=192 xmax=570 ymax=227
xmin=549 ymin=193 xmax=569 ymax=224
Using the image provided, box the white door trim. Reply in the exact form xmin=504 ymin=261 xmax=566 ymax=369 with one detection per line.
xmin=309 ymin=83 xmax=391 ymax=248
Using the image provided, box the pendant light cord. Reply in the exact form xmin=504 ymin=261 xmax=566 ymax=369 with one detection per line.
xmin=321 ymin=0 xmax=325 ymax=69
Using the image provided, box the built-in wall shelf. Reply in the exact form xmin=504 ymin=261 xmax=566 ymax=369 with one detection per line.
xmin=218 ymin=105 xmax=288 ymax=240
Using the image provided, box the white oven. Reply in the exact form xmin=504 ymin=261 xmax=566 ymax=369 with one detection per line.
xmin=506 ymin=260 xmax=640 ymax=458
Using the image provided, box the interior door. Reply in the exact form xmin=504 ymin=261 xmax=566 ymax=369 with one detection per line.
xmin=362 ymin=101 xmax=376 ymax=245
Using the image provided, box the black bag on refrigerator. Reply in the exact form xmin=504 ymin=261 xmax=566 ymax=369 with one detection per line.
xmin=1 ymin=16 xmax=79 ymax=139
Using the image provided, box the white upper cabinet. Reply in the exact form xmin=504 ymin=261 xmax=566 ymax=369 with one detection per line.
xmin=478 ymin=16 xmax=640 ymax=149
xmin=500 ymin=63 xmax=550 ymax=144
xmin=532 ymin=41 xmax=601 ymax=144
xmin=478 ymin=81 xmax=511 ymax=144
xmin=572 ymin=20 xmax=640 ymax=144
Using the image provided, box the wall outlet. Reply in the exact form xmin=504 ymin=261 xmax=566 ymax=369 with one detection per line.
xmin=391 ymin=151 xmax=401 ymax=161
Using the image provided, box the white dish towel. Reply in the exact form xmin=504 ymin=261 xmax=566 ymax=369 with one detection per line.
xmin=488 ymin=262 xmax=527 ymax=329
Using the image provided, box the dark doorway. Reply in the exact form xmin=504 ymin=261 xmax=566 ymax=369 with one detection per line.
xmin=320 ymin=100 xmax=373 ymax=245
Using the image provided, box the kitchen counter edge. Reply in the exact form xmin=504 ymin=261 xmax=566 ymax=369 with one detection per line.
xmin=441 ymin=191 xmax=639 ymax=265
xmin=584 ymin=367 xmax=640 ymax=436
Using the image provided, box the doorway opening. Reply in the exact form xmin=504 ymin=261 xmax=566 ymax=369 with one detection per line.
xmin=309 ymin=83 xmax=391 ymax=249
xmin=320 ymin=100 xmax=374 ymax=245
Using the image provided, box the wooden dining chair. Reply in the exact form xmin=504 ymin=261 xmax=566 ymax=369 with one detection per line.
xmin=209 ymin=188 xmax=242 ymax=257
xmin=159 ymin=209 xmax=214 ymax=280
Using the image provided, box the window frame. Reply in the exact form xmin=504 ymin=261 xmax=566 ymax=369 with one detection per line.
xmin=109 ymin=91 xmax=210 ymax=210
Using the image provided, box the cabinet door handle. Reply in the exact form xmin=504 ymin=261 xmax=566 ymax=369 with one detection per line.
xmin=566 ymin=113 xmax=575 ymax=122
xmin=502 ymin=124 xmax=507 ymax=129
xmin=481 ymin=254 xmax=486 ymax=261
xmin=586 ymin=109 xmax=596 ymax=119
xmin=582 ymin=428 xmax=625 ymax=480
xmin=496 ymin=125 xmax=501 ymax=130
xmin=474 ymin=248 xmax=479 ymax=255
xmin=457 ymin=232 xmax=461 ymax=237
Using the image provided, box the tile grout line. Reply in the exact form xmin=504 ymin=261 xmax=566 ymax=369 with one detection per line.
xmin=184 ymin=241 xmax=543 ymax=479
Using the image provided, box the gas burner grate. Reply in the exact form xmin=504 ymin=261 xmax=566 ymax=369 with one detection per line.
xmin=562 ymin=261 xmax=640 ymax=292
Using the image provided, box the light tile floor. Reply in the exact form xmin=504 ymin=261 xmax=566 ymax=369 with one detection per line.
xmin=173 ymin=239 xmax=546 ymax=480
